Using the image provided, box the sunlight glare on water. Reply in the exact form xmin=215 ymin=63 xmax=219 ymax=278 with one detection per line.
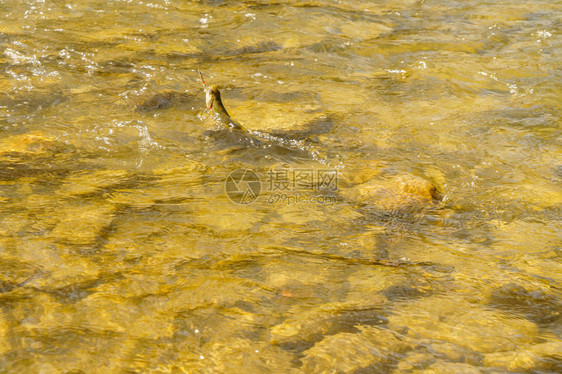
xmin=0 ymin=0 xmax=560 ymax=372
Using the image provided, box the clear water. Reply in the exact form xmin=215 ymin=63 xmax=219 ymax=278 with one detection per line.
xmin=0 ymin=0 xmax=560 ymax=372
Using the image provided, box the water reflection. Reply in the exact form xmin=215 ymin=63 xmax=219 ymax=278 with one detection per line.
xmin=0 ymin=0 xmax=560 ymax=372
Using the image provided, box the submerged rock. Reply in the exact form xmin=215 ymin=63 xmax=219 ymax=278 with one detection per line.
xmin=340 ymin=173 xmax=441 ymax=212
xmin=396 ymin=351 xmax=437 ymax=372
xmin=0 ymin=132 xmax=68 ymax=157
xmin=489 ymin=282 xmax=561 ymax=324
xmin=387 ymin=297 xmax=538 ymax=354
xmin=0 ymin=132 xmax=75 ymax=181
xmin=270 ymin=301 xmax=387 ymax=347
xmin=424 ymin=341 xmax=482 ymax=366
xmin=301 ymin=326 xmax=411 ymax=373
xmin=424 ymin=361 xmax=483 ymax=374
xmin=482 ymin=341 xmax=562 ymax=372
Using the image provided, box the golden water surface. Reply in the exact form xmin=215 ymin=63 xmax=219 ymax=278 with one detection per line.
xmin=0 ymin=0 xmax=560 ymax=372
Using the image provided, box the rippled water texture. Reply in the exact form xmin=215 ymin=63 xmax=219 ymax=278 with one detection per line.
xmin=1 ymin=0 xmax=561 ymax=372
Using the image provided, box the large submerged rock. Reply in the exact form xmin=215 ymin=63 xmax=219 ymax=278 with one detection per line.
xmin=0 ymin=132 xmax=69 ymax=157
xmin=301 ymin=326 xmax=411 ymax=373
xmin=340 ymin=173 xmax=441 ymax=212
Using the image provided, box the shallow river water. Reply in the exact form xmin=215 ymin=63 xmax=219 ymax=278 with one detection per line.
xmin=0 ymin=0 xmax=561 ymax=372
